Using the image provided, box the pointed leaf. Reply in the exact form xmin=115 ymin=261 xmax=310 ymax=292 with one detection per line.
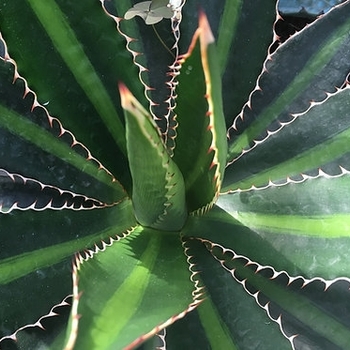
xmin=179 ymin=1 xmax=277 ymax=126
xmin=65 ymin=227 xmax=200 ymax=349
xmin=173 ymin=12 xmax=227 ymax=212
xmin=224 ymin=86 xmax=350 ymax=192
xmin=227 ymin=1 xmax=350 ymax=165
xmin=0 ymin=0 xmax=146 ymax=187
xmin=120 ymin=84 xmax=187 ymax=231
xmin=0 ymin=198 xmax=136 ymax=342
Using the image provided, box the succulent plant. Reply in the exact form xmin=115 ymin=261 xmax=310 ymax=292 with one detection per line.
xmin=1 ymin=0 xmax=350 ymax=349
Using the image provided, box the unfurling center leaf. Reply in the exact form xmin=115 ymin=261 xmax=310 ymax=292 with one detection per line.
xmin=119 ymin=83 xmax=187 ymax=231
xmin=120 ymin=10 xmax=227 ymax=227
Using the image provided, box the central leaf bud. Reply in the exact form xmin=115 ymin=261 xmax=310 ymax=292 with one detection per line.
xmin=119 ymin=83 xmax=187 ymax=231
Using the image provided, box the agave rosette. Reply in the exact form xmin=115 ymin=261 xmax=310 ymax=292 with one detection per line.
xmin=1 ymin=0 xmax=350 ymax=349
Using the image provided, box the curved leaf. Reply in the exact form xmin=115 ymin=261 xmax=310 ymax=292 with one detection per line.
xmin=227 ymin=1 xmax=350 ymax=165
xmin=0 ymin=0 xmax=146 ymax=188
xmin=179 ymin=0 xmax=277 ymax=126
xmin=173 ymin=12 xmax=227 ymax=212
xmin=65 ymin=227 xmax=200 ymax=349
xmin=0 ymin=199 xmax=136 ymax=341
xmin=120 ymin=84 xmax=187 ymax=230
xmin=224 ymin=86 xmax=350 ymax=192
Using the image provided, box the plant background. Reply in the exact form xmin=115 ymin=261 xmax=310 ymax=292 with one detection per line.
xmin=0 ymin=0 xmax=349 ymax=349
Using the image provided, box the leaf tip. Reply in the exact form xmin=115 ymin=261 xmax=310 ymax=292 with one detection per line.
xmin=118 ymin=81 xmax=129 ymax=108
xmin=198 ymin=9 xmax=215 ymax=45
xmin=118 ymin=82 xmax=146 ymax=117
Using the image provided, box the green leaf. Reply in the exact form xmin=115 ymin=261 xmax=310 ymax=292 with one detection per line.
xmin=0 ymin=58 xmax=125 ymax=203
xmin=164 ymin=238 xmax=290 ymax=349
xmin=65 ymin=227 xmax=200 ymax=349
xmin=0 ymin=199 xmax=136 ymax=342
xmin=224 ymin=87 xmax=350 ymax=192
xmin=120 ymin=84 xmax=187 ymax=231
xmin=218 ymin=176 xmax=350 ymax=238
xmin=179 ymin=1 xmax=277 ymax=126
xmin=2 ymin=0 xmax=350 ymax=349
xmin=0 ymin=0 xmax=146 ymax=188
xmin=227 ymin=1 xmax=350 ymax=165
xmin=183 ymin=204 xmax=350 ymax=280
xmin=203 ymin=239 xmax=350 ymax=349
xmin=173 ymin=12 xmax=227 ymax=212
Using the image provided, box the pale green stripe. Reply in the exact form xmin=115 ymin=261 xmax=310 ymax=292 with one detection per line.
xmin=28 ymin=0 xmax=126 ymax=154
xmin=91 ymin=234 xmax=160 ymax=349
xmin=231 ymin=212 xmax=350 ymax=238
xmin=198 ymin=297 xmax=237 ymax=350
xmin=0 ymin=105 xmax=120 ymax=192
xmin=225 ymin=126 xmax=350 ymax=192
xmin=228 ymin=15 xmax=350 ymax=161
xmin=217 ymin=0 xmax=242 ymax=75
xmin=0 ymin=225 xmax=122 ymax=285
xmin=235 ymin=255 xmax=350 ymax=348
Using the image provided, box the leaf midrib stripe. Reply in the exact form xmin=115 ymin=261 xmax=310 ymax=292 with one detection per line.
xmin=198 ymin=296 xmax=238 ymax=350
xmin=229 ymin=257 xmax=350 ymax=348
xmin=90 ymin=233 xmax=161 ymax=348
xmin=0 ymin=225 xmax=127 ymax=285
xmin=230 ymin=212 xmax=350 ymax=238
xmin=27 ymin=0 xmax=126 ymax=154
xmin=0 ymin=105 xmax=121 ymax=192
xmin=224 ymin=125 xmax=350 ymax=192
xmin=227 ymin=14 xmax=350 ymax=161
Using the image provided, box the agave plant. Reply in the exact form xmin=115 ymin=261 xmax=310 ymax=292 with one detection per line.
xmin=1 ymin=0 xmax=350 ymax=349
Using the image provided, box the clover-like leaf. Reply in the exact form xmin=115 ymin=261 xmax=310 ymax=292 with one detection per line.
xmin=124 ymin=0 xmax=175 ymax=25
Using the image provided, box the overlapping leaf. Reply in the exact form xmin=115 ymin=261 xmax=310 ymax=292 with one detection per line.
xmin=1 ymin=0 xmax=350 ymax=349
xmin=119 ymin=83 xmax=187 ymax=230
xmin=172 ymin=11 xmax=227 ymax=212
xmin=226 ymin=1 xmax=350 ymax=168
xmin=0 ymin=0 xmax=146 ymax=189
xmin=65 ymin=227 xmax=201 ymax=349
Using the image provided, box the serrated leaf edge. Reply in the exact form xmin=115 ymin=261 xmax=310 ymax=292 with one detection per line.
xmin=66 ymin=229 xmax=204 ymax=349
xmin=0 ymin=33 xmax=122 ymax=189
xmin=100 ymin=0 xmax=185 ymax=151
xmin=175 ymin=12 xmax=227 ymax=215
xmin=226 ymin=1 xmax=350 ymax=167
xmin=0 ymin=295 xmax=72 ymax=345
xmin=222 ymin=162 xmax=350 ymax=195
xmin=64 ymin=226 xmax=139 ymax=350
xmin=0 ymin=168 xmax=122 ymax=213
xmin=227 ymin=83 xmax=350 ymax=167
xmin=125 ymin=235 xmax=205 ymax=350
xmin=222 ymin=83 xmax=350 ymax=194
xmin=198 ymin=236 xmax=350 ymax=350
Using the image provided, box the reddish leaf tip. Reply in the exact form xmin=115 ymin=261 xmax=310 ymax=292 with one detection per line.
xmin=198 ymin=10 xmax=215 ymax=45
